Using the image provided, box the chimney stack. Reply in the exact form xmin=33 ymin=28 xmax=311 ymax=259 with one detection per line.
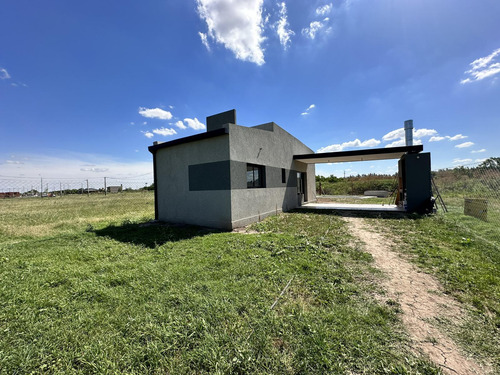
xmin=404 ymin=120 xmax=413 ymax=146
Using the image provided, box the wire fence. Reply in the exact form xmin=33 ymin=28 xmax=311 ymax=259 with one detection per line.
xmin=1 ymin=161 xmax=499 ymax=246
xmin=432 ymin=161 xmax=500 ymax=247
xmin=0 ymin=174 xmax=154 ymax=198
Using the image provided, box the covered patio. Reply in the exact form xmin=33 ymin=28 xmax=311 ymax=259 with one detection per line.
xmin=293 ymin=145 xmax=431 ymax=214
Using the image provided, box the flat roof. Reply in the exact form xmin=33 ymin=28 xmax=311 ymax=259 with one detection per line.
xmin=293 ymin=145 xmax=423 ymax=164
xmin=148 ymin=127 xmax=228 ymax=154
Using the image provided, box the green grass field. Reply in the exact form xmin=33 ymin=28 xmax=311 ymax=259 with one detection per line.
xmin=0 ymin=194 xmax=442 ymax=374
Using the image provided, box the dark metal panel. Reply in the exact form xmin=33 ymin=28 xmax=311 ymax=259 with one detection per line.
xmin=188 ymin=161 xmax=231 ymax=191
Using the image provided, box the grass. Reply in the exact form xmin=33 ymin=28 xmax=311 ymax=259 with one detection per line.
xmin=368 ymin=210 xmax=500 ymax=371
xmin=0 ymin=194 xmax=439 ymax=374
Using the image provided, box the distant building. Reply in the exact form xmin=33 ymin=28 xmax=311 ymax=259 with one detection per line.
xmin=0 ymin=192 xmax=21 ymax=198
xmin=107 ymin=185 xmax=122 ymax=193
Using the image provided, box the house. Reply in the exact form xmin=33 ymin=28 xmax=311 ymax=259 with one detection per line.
xmin=0 ymin=192 xmax=20 ymax=198
xmin=107 ymin=185 xmax=122 ymax=193
xmin=148 ymin=109 xmax=316 ymax=229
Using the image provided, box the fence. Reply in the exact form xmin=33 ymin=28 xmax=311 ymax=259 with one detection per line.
xmin=0 ymin=174 xmax=154 ymax=198
xmin=432 ymin=161 xmax=500 ymax=247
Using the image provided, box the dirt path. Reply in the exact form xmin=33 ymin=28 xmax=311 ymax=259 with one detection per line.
xmin=344 ymin=216 xmax=490 ymax=375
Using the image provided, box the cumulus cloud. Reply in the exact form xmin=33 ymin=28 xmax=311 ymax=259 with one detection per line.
xmin=0 ymin=68 xmax=10 ymax=80
xmin=274 ymin=2 xmax=294 ymax=50
xmin=142 ymin=131 xmax=154 ymax=138
xmin=301 ymin=104 xmax=315 ymax=116
xmin=429 ymin=134 xmax=468 ymax=142
xmin=196 ymin=0 xmax=266 ymax=65
xmin=315 ymin=3 xmax=332 ymax=16
xmin=455 ymin=141 xmax=474 ymax=148
xmin=174 ymin=120 xmax=187 ymax=130
xmin=138 ymin=107 xmax=173 ymax=120
xmin=152 ymin=127 xmax=177 ymax=137
xmin=453 ymin=158 xmax=473 ymax=165
xmin=471 ymin=149 xmax=486 ymax=153
xmin=183 ymin=117 xmax=206 ymax=130
xmin=382 ymin=127 xmax=436 ymax=147
xmin=317 ymin=138 xmax=381 ymax=153
xmin=448 ymin=134 xmax=467 ymax=141
xmin=461 ymin=48 xmax=500 ymax=84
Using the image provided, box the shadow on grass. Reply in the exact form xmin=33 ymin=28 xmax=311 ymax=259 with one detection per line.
xmin=94 ymin=221 xmax=222 ymax=248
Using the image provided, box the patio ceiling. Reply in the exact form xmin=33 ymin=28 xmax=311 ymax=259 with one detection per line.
xmin=293 ymin=145 xmax=423 ymax=164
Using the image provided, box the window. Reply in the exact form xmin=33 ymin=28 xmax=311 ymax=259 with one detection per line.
xmin=281 ymin=168 xmax=286 ymax=183
xmin=247 ymin=164 xmax=265 ymax=188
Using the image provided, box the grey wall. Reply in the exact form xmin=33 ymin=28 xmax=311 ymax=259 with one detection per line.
xmin=228 ymin=123 xmax=316 ymax=228
xmin=155 ymin=134 xmax=233 ymax=229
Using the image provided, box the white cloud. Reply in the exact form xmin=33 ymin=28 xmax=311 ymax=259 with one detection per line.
xmin=138 ymin=107 xmax=173 ymax=120
xmin=80 ymin=167 xmax=109 ymax=173
xmin=455 ymin=141 xmax=474 ymax=148
xmin=316 ymin=4 xmax=332 ymax=16
xmin=184 ymin=117 xmax=206 ymax=130
xmin=175 ymin=120 xmax=187 ymax=130
xmin=152 ymin=127 xmax=177 ymax=137
xmin=382 ymin=127 xmax=436 ymax=147
xmin=301 ymin=104 xmax=315 ymax=116
xmin=385 ymin=139 xmax=423 ymax=148
xmin=382 ymin=128 xmax=405 ymax=141
xmin=302 ymin=20 xmax=325 ymax=40
xmin=429 ymin=134 xmax=467 ymax=142
xmin=0 ymin=68 xmax=10 ymax=80
xmin=317 ymin=138 xmax=381 ymax=153
xmin=199 ymin=32 xmax=211 ymax=51
xmin=471 ymin=149 xmax=486 ymax=154
xmin=461 ymin=48 xmax=500 ymax=84
xmin=448 ymin=134 xmax=467 ymax=141
xmin=142 ymin=131 xmax=154 ymax=138
xmin=275 ymin=2 xmax=294 ymax=50
xmin=413 ymin=128 xmax=437 ymax=138
xmin=196 ymin=0 xmax=266 ymax=65
xmin=0 ymin=151 xmax=153 ymax=180
xmin=453 ymin=158 xmax=473 ymax=164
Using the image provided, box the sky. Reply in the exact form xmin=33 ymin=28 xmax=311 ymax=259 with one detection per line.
xmin=1 ymin=0 xmax=499 ymax=183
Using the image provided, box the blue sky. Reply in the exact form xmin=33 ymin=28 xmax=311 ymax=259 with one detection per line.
xmin=1 ymin=0 xmax=499 ymax=180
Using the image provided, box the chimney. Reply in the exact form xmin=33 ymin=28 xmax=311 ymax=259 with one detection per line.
xmin=206 ymin=109 xmax=236 ymax=132
xmin=404 ymin=120 xmax=413 ymax=146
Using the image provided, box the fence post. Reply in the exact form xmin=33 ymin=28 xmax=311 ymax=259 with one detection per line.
xmin=104 ymin=177 xmax=107 ymax=196
xmin=40 ymin=177 xmax=43 ymax=199
xmin=86 ymin=179 xmax=89 ymax=197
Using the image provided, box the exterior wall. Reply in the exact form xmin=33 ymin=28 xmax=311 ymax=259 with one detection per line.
xmin=155 ymin=134 xmax=233 ymax=229
xmin=228 ymin=123 xmax=316 ymax=228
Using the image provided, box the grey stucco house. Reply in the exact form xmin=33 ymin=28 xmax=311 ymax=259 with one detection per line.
xmin=148 ymin=109 xmax=316 ymax=229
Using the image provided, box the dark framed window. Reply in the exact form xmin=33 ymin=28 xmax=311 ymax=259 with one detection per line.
xmin=281 ymin=168 xmax=286 ymax=183
xmin=247 ymin=164 xmax=265 ymax=188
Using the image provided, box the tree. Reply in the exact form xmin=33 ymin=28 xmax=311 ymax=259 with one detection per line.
xmin=478 ymin=157 xmax=500 ymax=169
